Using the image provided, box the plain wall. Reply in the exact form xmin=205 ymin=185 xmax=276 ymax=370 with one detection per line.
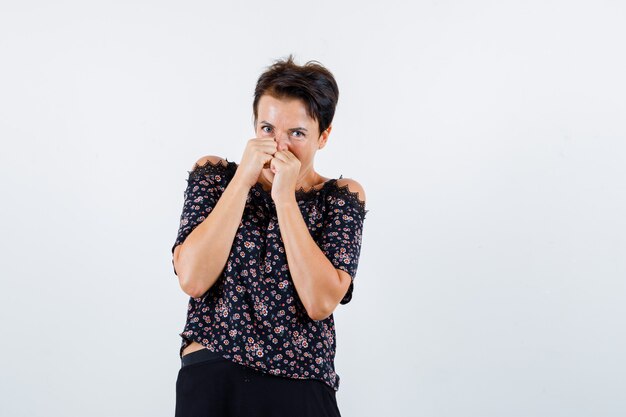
xmin=1 ymin=1 xmax=625 ymax=416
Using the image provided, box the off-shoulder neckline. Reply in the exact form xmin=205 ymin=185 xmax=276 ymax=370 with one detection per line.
xmin=190 ymin=157 xmax=236 ymax=173
xmin=189 ymin=157 xmax=367 ymax=211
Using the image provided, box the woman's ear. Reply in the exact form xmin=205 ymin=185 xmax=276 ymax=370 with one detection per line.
xmin=318 ymin=125 xmax=332 ymax=149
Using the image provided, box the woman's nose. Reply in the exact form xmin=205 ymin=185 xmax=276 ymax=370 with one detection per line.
xmin=274 ymin=135 xmax=289 ymax=152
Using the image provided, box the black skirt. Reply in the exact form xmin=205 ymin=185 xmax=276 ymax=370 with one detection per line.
xmin=175 ymin=348 xmax=342 ymax=417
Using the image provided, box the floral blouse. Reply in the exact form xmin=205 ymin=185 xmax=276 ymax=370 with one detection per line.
xmin=171 ymin=157 xmax=368 ymax=392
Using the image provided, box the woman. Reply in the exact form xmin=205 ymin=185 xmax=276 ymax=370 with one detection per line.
xmin=171 ymin=55 xmax=368 ymax=417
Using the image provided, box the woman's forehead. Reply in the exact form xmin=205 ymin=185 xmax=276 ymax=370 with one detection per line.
xmin=257 ymin=94 xmax=314 ymax=125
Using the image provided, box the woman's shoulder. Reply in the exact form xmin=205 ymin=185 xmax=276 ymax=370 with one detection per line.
xmin=332 ymin=177 xmax=366 ymax=207
xmin=191 ymin=155 xmax=230 ymax=171
xmin=188 ymin=155 xmax=237 ymax=178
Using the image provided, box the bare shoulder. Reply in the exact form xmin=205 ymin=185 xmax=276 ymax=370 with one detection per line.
xmin=335 ymin=178 xmax=366 ymax=205
xmin=191 ymin=155 xmax=227 ymax=170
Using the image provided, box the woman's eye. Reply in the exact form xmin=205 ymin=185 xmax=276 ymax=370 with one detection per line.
xmin=292 ymin=131 xmax=305 ymax=138
xmin=261 ymin=126 xmax=272 ymax=133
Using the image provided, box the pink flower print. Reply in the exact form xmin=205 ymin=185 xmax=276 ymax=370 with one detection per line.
xmin=254 ymin=301 xmax=268 ymax=316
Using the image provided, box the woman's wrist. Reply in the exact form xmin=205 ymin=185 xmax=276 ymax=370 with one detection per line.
xmin=230 ymin=172 xmax=255 ymax=192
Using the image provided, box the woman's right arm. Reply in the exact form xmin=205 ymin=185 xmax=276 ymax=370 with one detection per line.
xmin=173 ymin=156 xmax=251 ymax=298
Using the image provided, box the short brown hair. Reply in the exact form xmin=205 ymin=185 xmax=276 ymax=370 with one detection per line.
xmin=253 ymin=54 xmax=339 ymax=136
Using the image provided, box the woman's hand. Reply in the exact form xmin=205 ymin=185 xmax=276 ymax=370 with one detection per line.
xmin=270 ymin=149 xmax=301 ymax=204
xmin=233 ymin=138 xmax=278 ymax=188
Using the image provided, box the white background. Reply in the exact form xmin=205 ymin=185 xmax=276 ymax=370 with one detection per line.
xmin=1 ymin=1 xmax=625 ymax=416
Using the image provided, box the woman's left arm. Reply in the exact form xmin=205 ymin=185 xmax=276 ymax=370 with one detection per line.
xmin=275 ymin=180 xmax=366 ymax=321
xmin=275 ymin=199 xmax=348 ymax=321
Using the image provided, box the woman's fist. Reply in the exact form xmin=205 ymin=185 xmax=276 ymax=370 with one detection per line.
xmin=233 ymin=137 xmax=277 ymax=188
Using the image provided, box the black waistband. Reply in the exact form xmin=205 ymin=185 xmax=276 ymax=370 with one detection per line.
xmin=181 ymin=348 xmax=227 ymax=367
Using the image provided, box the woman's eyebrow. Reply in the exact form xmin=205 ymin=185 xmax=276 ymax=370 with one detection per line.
xmin=260 ymin=121 xmax=308 ymax=131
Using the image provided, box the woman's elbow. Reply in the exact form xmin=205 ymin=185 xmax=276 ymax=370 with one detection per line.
xmin=174 ymin=247 xmax=203 ymax=298
xmin=179 ymin=275 xmax=203 ymax=298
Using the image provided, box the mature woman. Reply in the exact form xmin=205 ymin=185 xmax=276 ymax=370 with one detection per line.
xmin=171 ymin=55 xmax=368 ymax=417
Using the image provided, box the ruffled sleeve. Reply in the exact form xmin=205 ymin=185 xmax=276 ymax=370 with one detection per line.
xmin=317 ymin=180 xmax=368 ymax=305
xmin=171 ymin=159 xmax=236 ymax=276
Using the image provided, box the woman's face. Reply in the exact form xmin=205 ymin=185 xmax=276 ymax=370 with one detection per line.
xmin=254 ymin=94 xmax=329 ymax=181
